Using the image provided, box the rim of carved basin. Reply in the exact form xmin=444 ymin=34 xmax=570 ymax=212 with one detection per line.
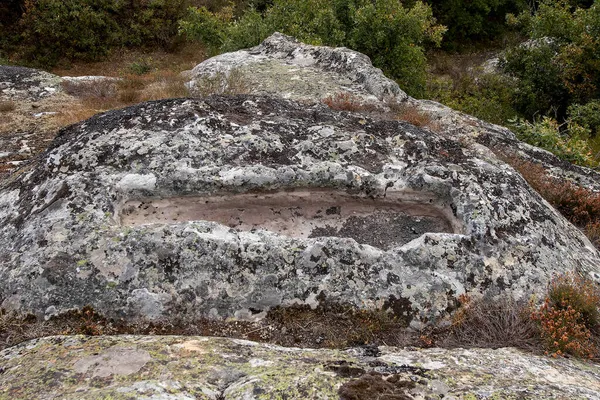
xmin=119 ymin=189 xmax=462 ymax=250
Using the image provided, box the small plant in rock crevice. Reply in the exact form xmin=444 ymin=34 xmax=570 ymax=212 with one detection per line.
xmin=323 ymin=92 xmax=371 ymax=112
xmin=444 ymin=294 xmax=541 ymax=351
xmin=532 ymin=271 xmax=600 ymax=359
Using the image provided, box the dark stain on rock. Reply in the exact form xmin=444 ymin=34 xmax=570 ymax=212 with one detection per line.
xmin=383 ymin=295 xmax=414 ymax=325
xmin=325 ymin=360 xmax=366 ymax=377
xmin=338 ymin=371 xmax=416 ymax=400
xmin=308 ymin=212 xmax=453 ymax=250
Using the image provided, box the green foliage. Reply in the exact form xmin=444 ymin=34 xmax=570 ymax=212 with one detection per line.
xmin=502 ymin=0 xmax=600 ymax=120
xmin=427 ymin=71 xmax=518 ymax=125
xmin=510 ymin=116 xmax=595 ymax=166
xmin=568 ymin=100 xmax=600 ymax=136
xmin=178 ymin=5 xmax=233 ymax=54
xmin=129 ymin=57 xmax=155 ymax=75
xmin=16 ymin=0 xmax=190 ymax=66
xmin=179 ymin=0 xmax=445 ymax=97
xmin=346 ymin=0 xmax=444 ymax=96
xmin=429 ymin=0 xmax=528 ymax=48
xmin=501 ymin=39 xmax=569 ymax=119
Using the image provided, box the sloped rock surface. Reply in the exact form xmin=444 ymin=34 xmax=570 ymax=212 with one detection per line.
xmin=0 ymin=66 xmax=70 ymax=178
xmin=1 ymin=93 xmax=599 ymax=326
xmin=188 ymin=32 xmax=406 ymax=104
xmin=2 ymin=335 xmax=600 ymax=399
xmin=190 ymin=33 xmax=600 ymax=192
xmin=0 ymin=66 xmax=120 ymax=180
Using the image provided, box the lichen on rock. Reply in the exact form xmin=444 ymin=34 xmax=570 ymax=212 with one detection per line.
xmin=1 ymin=92 xmax=598 ymax=327
xmin=2 ymin=33 xmax=600 ymax=330
xmin=1 ymin=335 xmax=599 ymax=399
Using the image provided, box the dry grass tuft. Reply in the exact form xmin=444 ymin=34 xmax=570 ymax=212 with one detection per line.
xmin=61 ymin=79 xmax=118 ymax=99
xmin=0 ymin=100 xmax=16 ymax=112
xmin=502 ymin=156 xmax=600 ymax=247
xmin=444 ymin=294 xmax=541 ymax=351
xmin=0 ymin=301 xmax=422 ymax=351
xmin=54 ymin=71 xmax=191 ymax=127
xmin=321 ymin=93 xmax=442 ymax=132
xmin=392 ymin=102 xmax=441 ymax=132
xmin=190 ymin=68 xmax=250 ymax=97
xmin=264 ymin=302 xmax=417 ymax=348
xmin=323 ymin=92 xmax=373 ymax=112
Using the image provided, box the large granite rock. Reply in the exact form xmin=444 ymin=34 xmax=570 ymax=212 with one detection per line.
xmin=188 ymin=32 xmax=406 ymax=104
xmin=2 ymin=33 xmax=600 ymax=328
xmin=1 ymin=92 xmax=599 ymax=326
xmin=189 ymin=32 xmax=600 ymax=192
xmin=2 ymin=335 xmax=600 ymax=399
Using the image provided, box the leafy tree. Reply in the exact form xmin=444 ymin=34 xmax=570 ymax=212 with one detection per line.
xmin=502 ymin=0 xmax=600 ymax=120
xmin=180 ymin=0 xmax=445 ymax=97
xmin=427 ymin=0 xmax=528 ymax=49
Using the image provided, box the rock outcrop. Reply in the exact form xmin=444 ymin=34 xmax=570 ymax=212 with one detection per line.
xmin=2 ymin=35 xmax=600 ymax=326
xmin=1 ymin=91 xmax=599 ymax=325
xmin=0 ymin=66 xmax=119 ymax=179
xmin=2 ymin=335 xmax=600 ymax=399
xmin=189 ymin=32 xmax=600 ymax=192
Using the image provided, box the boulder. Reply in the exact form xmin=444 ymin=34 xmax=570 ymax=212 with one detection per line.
xmin=0 ymin=66 xmax=119 ymax=179
xmin=2 ymin=335 xmax=600 ymax=399
xmin=187 ymin=32 xmax=406 ymax=104
xmin=0 ymin=66 xmax=63 ymax=101
xmin=2 ymin=33 xmax=600 ymax=327
xmin=1 ymin=92 xmax=599 ymax=326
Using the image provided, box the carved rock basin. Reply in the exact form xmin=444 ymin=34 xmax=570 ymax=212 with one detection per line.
xmin=0 ymin=95 xmax=599 ymax=326
xmin=120 ymin=189 xmax=460 ymax=250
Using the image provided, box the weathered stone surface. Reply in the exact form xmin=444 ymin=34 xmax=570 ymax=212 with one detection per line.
xmin=2 ymin=335 xmax=600 ymax=399
xmin=1 ymin=92 xmax=599 ymax=326
xmin=190 ymin=33 xmax=600 ymax=192
xmin=188 ymin=32 xmax=406 ymax=104
xmin=0 ymin=66 xmax=71 ymax=179
xmin=0 ymin=66 xmax=120 ymax=180
xmin=0 ymin=66 xmax=63 ymax=101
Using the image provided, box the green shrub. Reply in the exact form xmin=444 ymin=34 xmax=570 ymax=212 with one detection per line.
xmin=568 ymin=100 xmax=600 ymax=136
xmin=427 ymin=71 xmax=519 ymax=125
xmin=510 ymin=116 xmax=595 ymax=166
xmin=501 ymin=39 xmax=569 ymax=120
xmin=502 ymin=0 xmax=600 ymax=120
xmin=16 ymin=0 xmax=190 ymax=66
xmin=179 ymin=0 xmax=445 ymax=97
xmin=129 ymin=57 xmax=155 ymax=75
xmin=18 ymin=0 xmax=122 ymax=65
xmin=428 ymin=0 xmax=528 ymax=49
xmin=178 ymin=4 xmax=234 ymax=54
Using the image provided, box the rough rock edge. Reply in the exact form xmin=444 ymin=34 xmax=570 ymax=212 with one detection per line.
xmin=1 ymin=94 xmax=599 ymax=327
xmin=1 ymin=335 xmax=599 ymax=399
xmin=190 ymin=32 xmax=600 ymax=193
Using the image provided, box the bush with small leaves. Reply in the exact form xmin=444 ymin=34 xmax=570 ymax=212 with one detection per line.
xmin=532 ymin=271 xmax=600 ymax=359
xmin=16 ymin=0 xmax=190 ymax=66
xmin=510 ymin=116 xmax=595 ymax=167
